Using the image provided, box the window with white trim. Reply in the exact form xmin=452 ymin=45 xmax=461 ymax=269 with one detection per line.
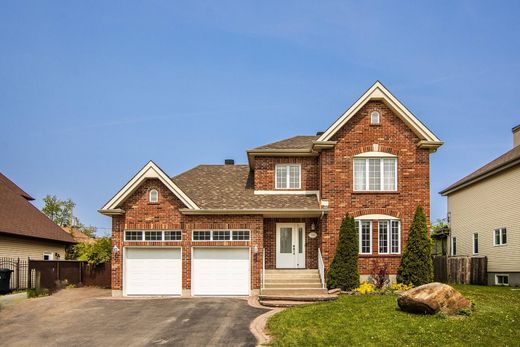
xmin=275 ymin=164 xmax=301 ymax=189
xmin=149 ymin=189 xmax=158 ymax=203
xmin=370 ymin=111 xmax=380 ymax=125
xmin=356 ymin=220 xmax=372 ymax=254
xmin=494 ymin=228 xmax=507 ymax=246
xmin=495 ymin=274 xmax=509 ymax=286
xmin=473 ymin=233 xmax=479 ymax=254
xmin=451 ymin=237 xmax=457 ymax=256
xmin=124 ymin=230 xmax=181 ymax=241
xmin=43 ymin=252 xmax=53 ymax=260
xmin=353 ymin=158 xmax=397 ymax=191
xmin=378 ymin=220 xmax=400 ymax=254
xmin=192 ymin=230 xmax=251 ymax=241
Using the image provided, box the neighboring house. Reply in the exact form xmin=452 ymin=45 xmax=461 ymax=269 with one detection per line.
xmin=0 ymin=173 xmax=76 ymax=260
xmin=63 ymin=226 xmax=96 ymax=244
xmin=99 ymin=81 xmax=442 ymax=297
xmin=440 ymin=125 xmax=520 ymax=286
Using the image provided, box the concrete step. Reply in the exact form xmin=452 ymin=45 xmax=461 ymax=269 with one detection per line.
xmin=260 ymin=288 xmax=328 ymax=296
xmin=264 ymin=278 xmax=322 ymax=284
xmin=264 ymin=282 xmax=323 ymax=289
xmin=259 ymin=300 xmax=317 ymax=308
xmin=265 ymin=269 xmax=319 ymax=274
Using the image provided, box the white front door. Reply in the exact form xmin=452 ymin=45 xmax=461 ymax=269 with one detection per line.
xmin=276 ymin=223 xmax=305 ymax=268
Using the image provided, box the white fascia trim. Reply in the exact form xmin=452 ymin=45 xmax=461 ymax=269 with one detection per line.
xmin=317 ymin=81 xmax=442 ymax=144
xmin=355 ymin=214 xmax=399 ymax=220
xmin=353 ymin=151 xmax=397 ymax=158
xmin=100 ymin=161 xmax=199 ymax=211
xmin=253 ymin=190 xmax=320 ymax=196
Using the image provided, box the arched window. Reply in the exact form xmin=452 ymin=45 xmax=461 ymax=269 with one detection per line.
xmin=149 ymin=189 xmax=158 ymax=203
xmin=370 ymin=111 xmax=380 ymax=125
xmin=355 ymin=215 xmax=401 ymax=255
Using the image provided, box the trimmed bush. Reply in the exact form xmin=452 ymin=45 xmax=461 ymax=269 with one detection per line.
xmin=326 ymin=215 xmax=359 ymax=291
xmin=397 ymin=206 xmax=434 ymax=286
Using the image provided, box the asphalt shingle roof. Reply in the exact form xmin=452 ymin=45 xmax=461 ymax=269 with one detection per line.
xmin=0 ymin=173 xmax=76 ymax=243
xmin=251 ymin=135 xmax=318 ymax=151
xmin=172 ymin=165 xmax=320 ymax=210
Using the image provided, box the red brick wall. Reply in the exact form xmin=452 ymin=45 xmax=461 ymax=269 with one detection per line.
xmin=254 ymin=156 xmax=319 ymax=191
xmin=263 ymin=218 xmax=319 ymax=269
xmin=320 ymin=100 xmax=431 ymax=275
xmin=110 ymin=181 xmax=264 ymax=291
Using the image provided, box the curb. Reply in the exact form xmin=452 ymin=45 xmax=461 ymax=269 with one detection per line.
xmin=248 ymin=295 xmax=285 ymax=346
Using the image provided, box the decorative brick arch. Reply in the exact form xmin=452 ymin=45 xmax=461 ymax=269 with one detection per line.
xmin=350 ymin=208 xmax=401 ymax=219
xmin=352 ymin=145 xmax=400 ymax=156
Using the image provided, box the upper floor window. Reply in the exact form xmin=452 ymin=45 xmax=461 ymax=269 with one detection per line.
xmin=149 ymin=189 xmax=158 ymax=203
xmin=370 ymin=111 xmax=380 ymax=125
xmin=275 ymin=164 xmax=301 ymax=189
xmin=354 ymin=156 xmax=397 ymax=191
xmin=494 ymin=228 xmax=507 ymax=246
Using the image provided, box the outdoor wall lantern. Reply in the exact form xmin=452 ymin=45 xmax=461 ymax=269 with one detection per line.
xmin=252 ymin=245 xmax=258 ymax=254
xmin=112 ymin=245 xmax=120 ymax=254
xmin=311 ymin=222 xmax=316 ymax=231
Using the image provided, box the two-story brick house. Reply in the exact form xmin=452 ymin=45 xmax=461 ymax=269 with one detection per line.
xmin=99 ymin=82 xmax=442 ymax=297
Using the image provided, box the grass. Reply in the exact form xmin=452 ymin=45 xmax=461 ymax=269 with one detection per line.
xmin=267 ymin=285 xmax=520 ymax=347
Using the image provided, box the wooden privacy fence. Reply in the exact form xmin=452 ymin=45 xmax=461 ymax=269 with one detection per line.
xmin=0 ymin=257 xmax=29 ymax=290
xmin=432 ymin=255 xmax=487 ymax=285
xmin=28 ymin=260 xmax=111 ymax=292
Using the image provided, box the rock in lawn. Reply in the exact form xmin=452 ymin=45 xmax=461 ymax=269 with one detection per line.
xmin=397 ymin=282 xmax=471 ymax=315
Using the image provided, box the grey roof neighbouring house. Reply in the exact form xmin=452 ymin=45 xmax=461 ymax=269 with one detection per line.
xmin=172 ymin=165 xmax=320 ymax=210
xmin=0 ymin=173 xmax=76 ymax=244
xmin=440 ymin=145 xmax=520 ymax=195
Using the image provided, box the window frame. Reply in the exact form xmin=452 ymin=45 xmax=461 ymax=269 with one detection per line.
xmin=149 ymin=189 xmax=159 ymax=203
xmin=275 ymin=164 xmax=301 ymax=190
xmin=353 ymin=157 xmax=397 ymax=192
xmin=495 ymin=274 xmax=509 ymax=286
xmin=494 ymin=228 xmax=507 ymax=246
xmin=451 ymin=237 xmax=457 ymax=256
xmin=192 ymin=230 xmax=251 ymax=242
xmin=378 ymin=220 xmax=401 ymax=255
xmin=473 ymin=233 xmax=479 ymax=255
xmin=356 ymin=220 xmax=372 ymax=255
xmin=43 ymin=252 xmax=54 ymax=261
xmin=124 ymin=230 xmax=182 ymax=242
xmin=370 ymin=111 xmax=381 ymax=125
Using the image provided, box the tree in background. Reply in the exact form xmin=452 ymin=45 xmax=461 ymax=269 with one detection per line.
xmin=42 ymin=195 xmax=96 ymax=237
xmin=326 ymin=215 xmax=360 ymax=291
xmin=68 ymin=238 xmax=112 ymax=265
xmin=397 ymin=206 xmax=434 ymax=286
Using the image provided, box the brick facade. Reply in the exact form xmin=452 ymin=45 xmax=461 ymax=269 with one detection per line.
xmin=109 ymin=99 xmax=433 ymax=294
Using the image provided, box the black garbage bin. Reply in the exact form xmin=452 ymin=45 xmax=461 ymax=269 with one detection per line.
xmin=0 ymin=268 xmax=14 ymax=294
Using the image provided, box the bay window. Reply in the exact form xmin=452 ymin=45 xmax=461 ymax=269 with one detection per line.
xmin=353 ymin=157 xmax=397 ymax=191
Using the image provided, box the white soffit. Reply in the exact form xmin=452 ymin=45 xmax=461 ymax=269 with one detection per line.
xmin=317 ymin=81 xmax=442 ymax=144
xmin=101 ymin=161 xmax=199 ymax=211
xmin=355 ymin=214 xmax=399 ymax=220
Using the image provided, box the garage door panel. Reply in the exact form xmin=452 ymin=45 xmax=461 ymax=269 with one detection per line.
xmin=125 ymin=248 xmax=182 ymax=296
xmin=193 ymin=248 xmax=250 ymax=296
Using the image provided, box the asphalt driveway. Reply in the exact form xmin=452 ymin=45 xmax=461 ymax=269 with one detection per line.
xmin=0 ymin=288 xmax=268 ymax=347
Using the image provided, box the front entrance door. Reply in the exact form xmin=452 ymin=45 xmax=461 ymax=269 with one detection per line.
xmin=276 ymin=223 xmax=305 ymax=268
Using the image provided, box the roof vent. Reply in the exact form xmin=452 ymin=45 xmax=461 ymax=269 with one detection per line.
xmin=513 ymin=124 xmax=520 ymax=148
xmin=316 ymin=131 xmax=324 ymax=136
xmin=224 ymin=159 xmax=235 ymax=165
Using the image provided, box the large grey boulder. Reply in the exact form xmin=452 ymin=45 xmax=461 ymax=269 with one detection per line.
xmin=397 ymin=282 xmax=471 ymax=315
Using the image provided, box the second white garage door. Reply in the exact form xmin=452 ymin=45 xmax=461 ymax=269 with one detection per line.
xmin=192 ymin=248 xmax=250 ymax=296
xmin=125 ymin=248 xmax=182 ymax=296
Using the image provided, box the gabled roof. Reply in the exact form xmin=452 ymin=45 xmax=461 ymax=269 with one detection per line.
xmin=0 ymin=173 xmax=75 ymax=244
xmin=251 ymin=135 xmax=319 ymax=151
xmin=440 ymin=145 xmax=520 ymax=195
xmin=99 ymin=161 xmax=199 ymax=215
xmin=317 ymin=81 xmax=442 ymax=149
xmin=172 ymin=165 xmax=321 ymax=212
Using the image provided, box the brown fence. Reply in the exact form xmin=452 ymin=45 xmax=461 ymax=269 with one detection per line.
xmin=0 ymin=257 xmax=29 ymax=290
xmin=433 ymin=255 xmax=487 ymax=285
xmin=28 ymin=260 xmax=111 ymax=292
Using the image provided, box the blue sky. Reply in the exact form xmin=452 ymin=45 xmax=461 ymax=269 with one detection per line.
xmin=1 ymin=1 xmax=519 ymax=236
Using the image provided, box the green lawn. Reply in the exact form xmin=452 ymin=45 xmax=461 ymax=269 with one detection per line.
xmin=267 ymin=285 xmax=520 ymax=347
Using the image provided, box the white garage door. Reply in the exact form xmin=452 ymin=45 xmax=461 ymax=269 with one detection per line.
xmin=192 ymin=248 xmax=250 ymax=296
xmin=125 ymin=248 xmax=182 ymax=296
